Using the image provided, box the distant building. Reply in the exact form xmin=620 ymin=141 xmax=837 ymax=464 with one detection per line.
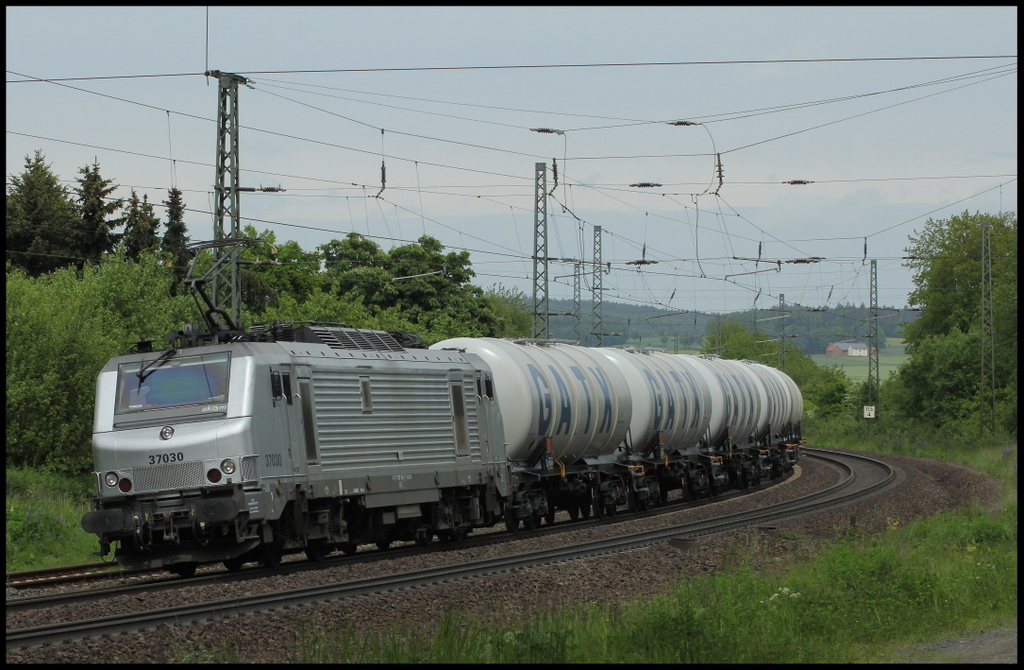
xmin=825 ymin=342 xmax=878 ymax=357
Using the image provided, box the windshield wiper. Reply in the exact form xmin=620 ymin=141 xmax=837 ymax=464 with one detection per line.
xmin=137 ymin=347 xmax=177 ymax=386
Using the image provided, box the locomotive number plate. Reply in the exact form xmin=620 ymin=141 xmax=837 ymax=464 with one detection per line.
xmin=148 ymin=452 xmax=185 ymax=465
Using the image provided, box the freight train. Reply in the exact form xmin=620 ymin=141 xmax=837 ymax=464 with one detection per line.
xmin=82 ymin=323 xmax=803 ymax=577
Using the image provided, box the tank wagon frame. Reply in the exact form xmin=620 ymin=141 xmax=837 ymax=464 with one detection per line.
xmin=83 ymin=324 xmax=802 ymax=576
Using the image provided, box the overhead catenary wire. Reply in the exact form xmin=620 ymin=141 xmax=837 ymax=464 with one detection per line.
xmin=8 ymin=49 xmax=1015 ymax=319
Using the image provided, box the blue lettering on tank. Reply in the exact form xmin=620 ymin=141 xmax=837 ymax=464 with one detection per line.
xmin=670 ymin=370 xmax=701 ymax=430
xmin=590 ymin=367 xmax=613 ymax=434
xmin=683 ymin=371 xmax=702 ymax=429
xmin=656 ymin=370 xmax=676 ymax=431
xmin=570 ymin=366 xmax=593 ymax=433
xmin=527 ymin=364 xmax=552 ymax=435
xmin=549 ymin=365 xmax=572 ymax=435
xmin=643 ymin=370 xmax=664 ymax=430
xmin=737 ymin=374 xmax=756 ymax=429
xmin=668 ymin=371 xmax=689 ymax=430
xmin=716 ymin=372 xmax=733 ymax=424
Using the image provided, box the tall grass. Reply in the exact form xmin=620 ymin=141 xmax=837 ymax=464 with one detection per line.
xmin=5 ymin=467 xmax=101 ymax=572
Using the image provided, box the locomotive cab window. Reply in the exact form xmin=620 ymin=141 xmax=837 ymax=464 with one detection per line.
xmin=115 ymin=352 xmax=230 ymax=414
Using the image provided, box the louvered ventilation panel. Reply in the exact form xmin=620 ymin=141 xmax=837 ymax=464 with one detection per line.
xmin=300 ymin=326 xmax=406 ymax=352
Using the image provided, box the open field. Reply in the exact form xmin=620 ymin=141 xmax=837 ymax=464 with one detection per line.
xmin=812 ymin=338 xmax=908 ymax=382
xmin=810 ymin=353 xmax=909 ymax=382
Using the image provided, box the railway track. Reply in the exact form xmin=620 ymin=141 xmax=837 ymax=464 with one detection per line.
xmin=6 ymin=563 xmax=123 ymax=589
xmin=6 ymin=455 xmax=793 ymax=596
xmin=7 ymin=448 xmax=894 ymax=650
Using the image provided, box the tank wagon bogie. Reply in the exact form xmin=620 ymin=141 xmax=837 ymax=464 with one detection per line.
xmin=83 ymin=326 xmax=802 ymax=575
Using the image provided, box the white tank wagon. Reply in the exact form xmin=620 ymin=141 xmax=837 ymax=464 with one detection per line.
xmin=431 ymin=339 xmax=803 ymax=521
xmin=430 ymin=338 xmax=632 ymax=465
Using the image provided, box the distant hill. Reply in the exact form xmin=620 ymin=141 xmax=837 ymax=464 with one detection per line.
xmin=540 ymin=298 xmax=918 ymax=355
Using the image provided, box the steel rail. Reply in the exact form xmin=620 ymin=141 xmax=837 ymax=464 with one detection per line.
xmin=7 ymin=457 xmax=795 ymax=607
xmin=7 ymin=449 xmax=893 ymax=650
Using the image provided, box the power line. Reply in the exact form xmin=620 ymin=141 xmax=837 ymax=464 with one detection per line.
xmin=8 ymin=54 xmax=1015 ymax=84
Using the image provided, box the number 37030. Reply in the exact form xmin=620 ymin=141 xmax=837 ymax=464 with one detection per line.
xmin=264 ymin=453 xmax=283 ymax=467
xmin=148 ymin=452 xmax=184 ymax=465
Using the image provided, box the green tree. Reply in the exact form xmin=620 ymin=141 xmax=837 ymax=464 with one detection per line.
xmin=6 ymin=150 xmax=82 ymax=276
xmin=6 ymin=252 xmax=199 ymax=474
xmin=700 ymin=319 xmax=776 ymax=360
xmin=236 ymin=225 xmax=323 ymax=319
xmin=74 ymin=160 xmax=123 ymax=262
xmin=482 ymin=284 xmax=532 ymax=338
xmin=120 ymin=189 xmax=161 ymax=261
xmin=320 ymin=233 xmax=501 ymax=336
xmin=160 ymin=187 xmax=190 ymax=293
xmin=700 ymin=318 xmax=849 ymax=420
xmin=897 ymin=211 xmax=1017 ymax=433
xmin=884 ymin=328 xmax=980 ymax=427
xmin=902 ymin=210 xmax=1016 ymax=358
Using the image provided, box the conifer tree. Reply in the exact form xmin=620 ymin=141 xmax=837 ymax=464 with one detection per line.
xmin=120 ymin=189 xmax=161 ymax=261
xmin=160 ymin=187 xmax=190 ymax=292
xmin=73 ymin=159 xmax=123 ymax=262
xmin=5 ymin=150 xmax=81 ymax=275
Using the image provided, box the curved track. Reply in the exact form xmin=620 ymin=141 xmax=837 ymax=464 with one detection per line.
xmin=7 ymin=448 xmax=894 ymax=650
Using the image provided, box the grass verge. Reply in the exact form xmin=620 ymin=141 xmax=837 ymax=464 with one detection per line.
xmin=6 ymin=467 xmax=101 ymax=572
xmin=277 ymin=438 xmax=1016 ymax=664
xmin=282 ymin=500 xmax=1015 ymax=663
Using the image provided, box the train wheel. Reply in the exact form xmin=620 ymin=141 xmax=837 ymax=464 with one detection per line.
xmin=375 ymin=539 xmax=392 ymax=551
xmin=568 ymin=505 xmax=579 ymax=521
xmin=305 ymin=541 xmax=328 ymax=562
xmin=261 ymin=544 xmax=283 ymax=568
xmin=415 ymin=529 xmax=433 ymax=547
xmin=223 ymin=556 xmax=246 ymax=572
xmin=544 ymin=508 xmax=556 ymax=526
xmin=523 ymin=513 xmax=538 ymax=531
xmin=340 ymin=542 xmax=359 ymax=556
xmin=168 ymin=562 xmax=198 ymax=578
xmin=505 ymin=513 xmax=520 ymax=533
xmin=581 ymin=500 xmax=592 ymax=519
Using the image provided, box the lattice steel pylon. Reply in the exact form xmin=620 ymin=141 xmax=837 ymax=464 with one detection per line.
xmin=573 ymin=261 xmax=582 ymax=342
xmin=980 ymin=221 xmax=996 ymax=434
xmin=592 ymin=226 xmax=603 ymax=347
xmin=866 ymin=259 xmax=880 ymax=416
xmin=532 ymin=162 xmax=549 ymax=339
xmin=776 ymin=293 xmax=786 ymax=372
xmin=207 ymin=70 xmax=250 ymax=330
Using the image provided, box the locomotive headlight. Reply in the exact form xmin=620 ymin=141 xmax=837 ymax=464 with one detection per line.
xmin=220 ymin=459 xmax=236 ymax=475
xmin=105 ymin=472 xmax=119 ymax=488
xmin=159 ymin=426 xmax=174 ymax=440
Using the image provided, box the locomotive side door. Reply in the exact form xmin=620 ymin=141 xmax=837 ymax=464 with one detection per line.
xmin=292 ymin=365 xmax=321 ymax=482
xmin=267 ymin=365 xmax=300 ymax=480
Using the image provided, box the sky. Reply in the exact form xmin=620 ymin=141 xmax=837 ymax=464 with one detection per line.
xmin=6 ymin=6 xmax=1018 ymax=329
